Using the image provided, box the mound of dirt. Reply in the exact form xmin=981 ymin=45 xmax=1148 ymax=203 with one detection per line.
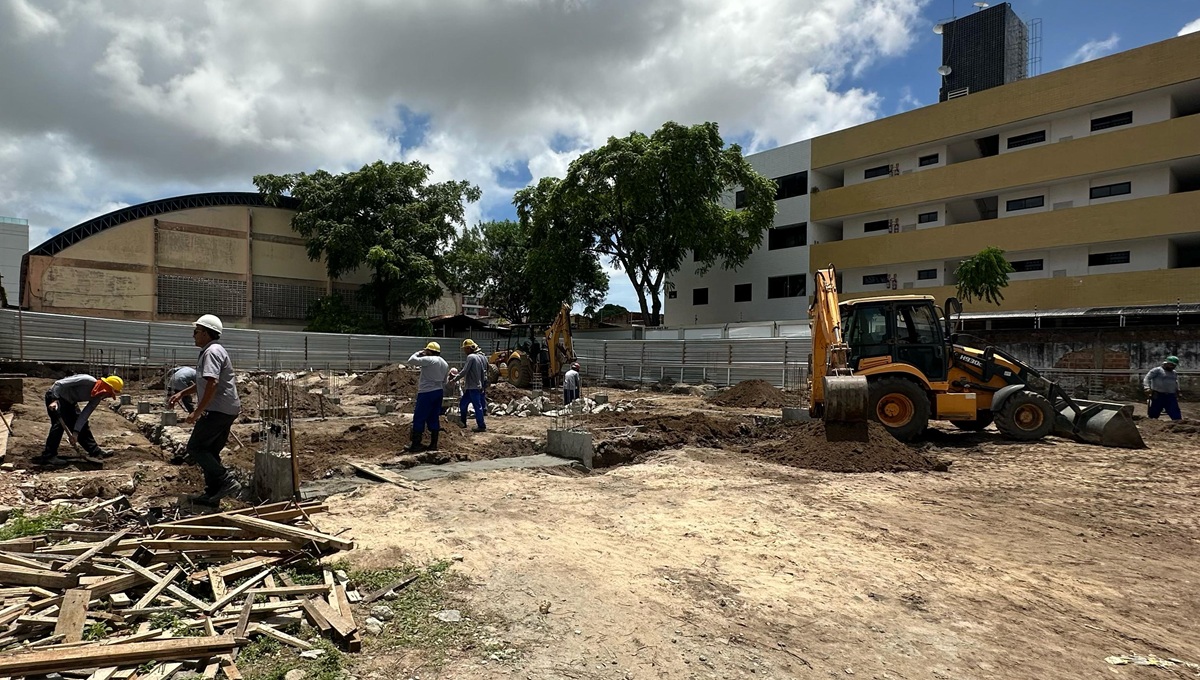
xmin=488 ymin=382 xmax=530 ymax=402
xmin=755 ymin=421 xmax=948 ymax=473
xmin=237 ymin=378 xmax=346 ymax=418
xmin=1135 ymin=417 xmax=1200 ymax=442
xmin=592 ymin=412 xmax=750 ymax=467
xmin=708 ymin=380 xmax=789 ymax=409
xmin=352 ymin=365 xmax=421 ymax=395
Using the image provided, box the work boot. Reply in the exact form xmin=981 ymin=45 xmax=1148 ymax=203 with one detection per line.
xmin=90 ymin=449 xmax=114 ymax=459
xmin=428 ymin=430 xmax=440 ymax=451
xmin=32 ymin=454 xmax=69 ymax=468
xmin=404 ymin=431 xmax=424 ymax=453
xmin=456 ymin=419 xmax=467 ymax=429
xmin=472 ymin=426 xmax=487 ymax=433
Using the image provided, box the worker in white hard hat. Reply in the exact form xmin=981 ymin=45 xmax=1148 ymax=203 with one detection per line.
xmin=35 ymin=374 xmax=124 ymax=466
xmin=449 ymin=338 xmax=488 ymax=432
xmin=563 ymin=362 xmax=582 ymax=406
xmin=168 ymin=314 xmax=243 ymax=505
xmin=405 ymin=341 xmax=450 ymax=451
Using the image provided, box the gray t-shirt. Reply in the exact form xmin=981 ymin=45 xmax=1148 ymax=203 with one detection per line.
xmin=1144 ymin=366 xmax=1180 ymax=394
xmin=196 ymin=341 xmax=241 ymax=415
xmin=49 ymin=374 xmax=106 ymax=432
xmin=563 ymin=369 xmax=580 ymax=390
xmin=458 ymin=352 xmax=488 ymax=390
xmin=407 ymin=352 xmax=450 ymax=394
xmin=168 ymin=366 xmax=197 ymax=392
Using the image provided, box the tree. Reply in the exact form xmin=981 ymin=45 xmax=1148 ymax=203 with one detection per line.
xmin=254 ymin=161 xmax=481 ymax=328
xmin=517 ymin=121 xmax=776 ymax=326
xmin=594 ymin=303 xmax=629 ymax=322
xmin=954 ymin=246 xmax=1015 ymax=305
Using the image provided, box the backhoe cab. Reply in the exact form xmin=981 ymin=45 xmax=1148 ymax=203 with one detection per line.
xmin=808 ymin=267 xmax=1143 ymax=448
xmin=487 ymin=304 xmax=576 ymax=388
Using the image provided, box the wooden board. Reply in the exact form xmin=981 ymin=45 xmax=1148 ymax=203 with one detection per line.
xmin=220 ymin=514 xmax=354 ymax=552
xmin=304 ymin=596 xmax=355 ymax=639
xmin=348 ymin=461 xmax=429 ymax=491
xmin=247 ymin=584 xmax=330 ymax=598
xmin=0 ymin=637 xmax=237 ymax=675
xmin=0 ymin=413 xmax=12 ymax=463
xmin=132 ymin=566 xmax=182 ymax=610
xmin=248 ymin=623 xmax=312 ymax=650
xmin=52 ymin=589 xmax=91 ymax=644
xmin=363 ymin=575 xmax=418 ymax=604
xmin=0 ymin=564 xmax=81 ymax=588
xmin=58 ymin=529 xmax=132 ymax=572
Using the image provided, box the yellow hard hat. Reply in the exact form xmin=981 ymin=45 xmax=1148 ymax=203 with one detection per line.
xmin=102 ymin=375 xmax=124 ymax=393
xmin=425 ymin=341 xmax=442 ymax=352
xmin=461 ymin=338 xmax=477 ymax=349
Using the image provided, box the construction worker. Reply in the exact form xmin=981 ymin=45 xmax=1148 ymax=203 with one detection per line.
xmin=36 ymin=374 xmax=123 ymax=466
xmin=1144 ymin=355 xmax=1183 ymax=421
xmin=563 ymin=362 xmax=581 ymax=406
xmin=167 ymin=366 xmax=197 ymax=413
xmin=406 ymin=341 xmax=450 ymax=451
xmin=169 ymin=315 xmax=242 ymax=506
xmin=450 ymin=339 xmax=488 ymax=432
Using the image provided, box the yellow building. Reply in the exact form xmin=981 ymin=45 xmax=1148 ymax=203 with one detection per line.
xmin=20 ymin=192 xmax=458 ymax=330
xmin=808 ymin=30 xmax=1200 ymax=313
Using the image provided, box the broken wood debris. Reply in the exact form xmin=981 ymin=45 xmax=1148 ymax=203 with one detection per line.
xmin=0 ymin=500 xmax=362 ymax=678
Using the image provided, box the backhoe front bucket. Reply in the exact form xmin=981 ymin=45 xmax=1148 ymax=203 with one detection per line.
xmin=1054 ymin=400 xmax=1145 ymax=449
xmin=823 ymin=375 xmax=870 ymax=442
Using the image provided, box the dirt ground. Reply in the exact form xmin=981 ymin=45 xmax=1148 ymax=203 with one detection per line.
xmin=2 ymin=375 xmax=1199 ymax=678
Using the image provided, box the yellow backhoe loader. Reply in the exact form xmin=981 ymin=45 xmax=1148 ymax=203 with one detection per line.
xmin=808 ymin=266 xmax=1144 ymax=448
xmin=486 ymin=303 xmax=576 ymax=388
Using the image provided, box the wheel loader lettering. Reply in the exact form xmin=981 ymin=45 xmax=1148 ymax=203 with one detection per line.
xmin=808 ymin=266 xmax=1144 ymax=448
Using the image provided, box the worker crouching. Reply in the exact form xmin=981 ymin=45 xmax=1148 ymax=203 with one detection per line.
xmin=407 ymin=341 xmax=450 ymax=452
xmin=36 ymin=374 xmax=123 ymax=466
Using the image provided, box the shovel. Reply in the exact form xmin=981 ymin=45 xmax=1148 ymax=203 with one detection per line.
xmin=55 ymin=415 xmax=104 ymax=469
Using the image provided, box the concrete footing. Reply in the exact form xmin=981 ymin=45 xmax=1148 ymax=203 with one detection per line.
xmin=376 ymin=401 xmax=394 ymax=415
xmin=593 ymin=394 xmax=609 ymax=405
xmin=254 ymin=448 xmax=295 ymax=502
xmin=782 ymin=407 xmax=814 ymax=422
xmin=137 ymin=402 xmax=152 ymax=415
xmin=546 ymin=429 xmax=594 ymax=469
xmin=161 ymin=411 xmax=177 ymax=426
xmin=119 ymin=395 xmax=132 ymax=406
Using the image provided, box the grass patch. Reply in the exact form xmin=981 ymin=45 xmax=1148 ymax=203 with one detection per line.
xmin=0 ymin=506 xmax=73 ymax=541
xmin=148 ymin=612 xmax=204 ymax=638
xmin=237 ymin=633 xmax=346 ymax=680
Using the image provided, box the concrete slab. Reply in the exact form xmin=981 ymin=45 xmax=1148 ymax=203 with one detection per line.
xmin=546 ymin=429 xmax=594 ymax=469
xmin=400 ymin=454 xmax=578 ymax=481
xmin=782 ymin=407 xmax=814 ymax=422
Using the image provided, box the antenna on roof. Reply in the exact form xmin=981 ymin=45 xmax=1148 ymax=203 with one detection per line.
xmin=973 ymin=2 xmax=990 ymax=9
xmin=937 ymin=65 xmax=953 ymax=76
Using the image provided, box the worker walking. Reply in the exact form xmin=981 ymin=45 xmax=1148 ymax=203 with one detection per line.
xmin=451 ymin=339 xmax=488 ymax=432
xmin=563 ymin=362 xmax=581 ymax=406
xmin=168 ymin=315 xmax=242 ymax=506
xmin=406 ymin=341 xmax=450 ymax=451
xmin=167 ymin=366 xmax=197 ymax=413
xmin=1144 ymin=355 xmax=1183 ymax=421
xmin=36 ymin=374 xmax=123 ymax=466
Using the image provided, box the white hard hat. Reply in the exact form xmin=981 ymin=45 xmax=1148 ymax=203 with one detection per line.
xmin=194 ymin=314 xmax=224 ymax=334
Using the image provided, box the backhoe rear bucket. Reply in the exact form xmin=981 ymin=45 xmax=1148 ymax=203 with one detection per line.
xmin=1053 ymin=400 xmax=1145 ymax=449
xmin=823 ymin=375 xmax=870 ymax=442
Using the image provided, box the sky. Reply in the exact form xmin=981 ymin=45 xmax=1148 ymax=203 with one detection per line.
xmin=1 ymin=0 xmax=1198 ymax=314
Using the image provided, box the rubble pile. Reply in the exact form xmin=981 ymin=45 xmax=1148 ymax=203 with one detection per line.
xmin=0 ymin=499 xmax=370 ymax=678
xmin=482 ymin=396 xmax=639 ymax=418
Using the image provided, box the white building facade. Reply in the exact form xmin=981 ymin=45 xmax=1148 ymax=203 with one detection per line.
xmin=0 ymin=217 xmax=29 ymax=305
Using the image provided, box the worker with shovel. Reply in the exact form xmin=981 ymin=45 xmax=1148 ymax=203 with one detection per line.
xmin=35 ymin=374 xmax=124 ymax=467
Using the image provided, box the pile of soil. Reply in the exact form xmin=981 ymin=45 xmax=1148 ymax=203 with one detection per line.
xmin=708 ymin=380 xmax=789 ymax=409
xmin=237 ymin=379 xmax=346 ymax=418
xmin=351 ymin=365 xmax=421 ymax=396
xmin=593 ymin=412 xmax=750 ymax=467
xmin=754 ymin=421 xmax=948 ymax=473
xmin=487 ymin=382 xmax=530 ymax=402
xmin=1135 ymin=417 xmax=1200 ymax=443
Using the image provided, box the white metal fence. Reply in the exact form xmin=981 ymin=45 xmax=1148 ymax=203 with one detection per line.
xmin=0 ymin=309 xmax=813 ymax=388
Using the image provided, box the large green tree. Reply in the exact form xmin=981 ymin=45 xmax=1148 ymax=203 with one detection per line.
xmin=254 ymin=161 xmax=481 ymax=327
xmin=444 ymin=218 xmax=607 ymax=324
xmin=517 ymin=121 xmax=776 ymax=326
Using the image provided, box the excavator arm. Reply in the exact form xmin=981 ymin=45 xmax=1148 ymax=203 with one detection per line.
xmin=809 ymin=267 xmax=870 ymax=439
xmin=544 ymin=303 xmax=575 ymax=380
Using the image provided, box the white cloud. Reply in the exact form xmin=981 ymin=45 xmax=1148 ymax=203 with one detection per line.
xmin=1063 ymin=34 xmax=1120 ymax=67
xmin=0 ymin=0 xmax=928 ymax=306
xmin=1180 ymin=17 xmax=1200 ymax=36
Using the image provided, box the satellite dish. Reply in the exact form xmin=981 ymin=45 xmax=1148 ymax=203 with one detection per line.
xmin=933 ymin=22 xmax=944 ymax=34
xmin=974 ymin=2 xmax=990 ymax=8
xmin=937 ymin=65 xmax=953 ymax=76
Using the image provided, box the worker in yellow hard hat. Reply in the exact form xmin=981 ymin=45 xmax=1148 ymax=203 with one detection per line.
xmin=405 ymin=341 xmax=450 ymax=451
xmin=450 ymin=338 xmax=488 ymax=432
xmin=35 ymin=374 xmax=123 ymax=466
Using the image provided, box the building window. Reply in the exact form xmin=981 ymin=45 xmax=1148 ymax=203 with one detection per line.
xmin=1006 ymin=195 xmax=1045 ymax=212
xmin=767 ymin=274 xmax=805 ymax=299
xmin=1006 ymin=130 xmax=1046 ymax=149
xmin=918 ymin=211 xmax=938 ymax=224
xmin=1091 ymin=111 xmax=1133 ymax=132
xmin=668 ymin=290 xmax=678 ymax=299
xmin=768 ymin=223 xmax=807 ymax=250
xmin=734 ymin=190 xmax=746 ymax=209
xmin=693 ymin=288 xmax=709 ymax=305
xmin=734 ymin=283 xmax=752 ymax=303
xmin=917 ymin=268 xmax=938 ymax=280
xmin=864 ymin=165 xmax=891 ymax=179
xmin=774 ymin=172 xmax=807 ymax=200
xmin=918 ymin=153 xmax=939 ymax=167
xmin=864 ymin=219 xmax=890 ymax=233
xmin=1089 ymin=251 xmax=1131 ymax=267
xmin=862 ymin=273 xmax=889 ymax=286
xmin=1090 ymin=182 xmax=1132 ymax=200
xmin=1010 ymin=258 xmax=1044 ymax=272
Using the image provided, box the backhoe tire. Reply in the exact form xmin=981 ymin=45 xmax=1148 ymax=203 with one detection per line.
xmin=950 ymin=411 xmax=994 ymax=431
xmin=486 ymin=364 xmax=500 ymax=386
xmin=509 ymin=355 xmax=534 ymax=389
xmin=994 ymin=390 xmax=1055 ymax=441
xmin=867 ymin=377 xmax=931 ymax=442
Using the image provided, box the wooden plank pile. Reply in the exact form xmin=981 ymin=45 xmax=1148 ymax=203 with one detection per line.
xmin=0 ymin=499 xmax=364 ymax=679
